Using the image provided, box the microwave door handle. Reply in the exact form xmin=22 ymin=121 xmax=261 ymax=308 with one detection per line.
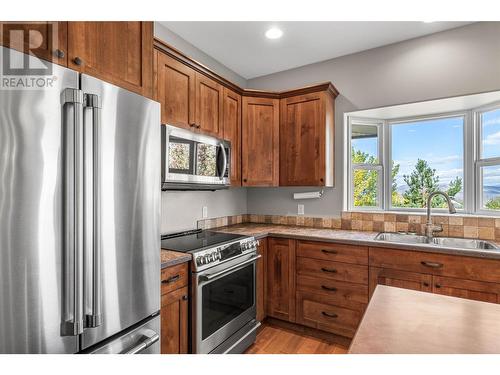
xmin=217 ymin=144 xmax=227 ymax=180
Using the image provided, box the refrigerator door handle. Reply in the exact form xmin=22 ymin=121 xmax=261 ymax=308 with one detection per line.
xmin=61 ymin=88 xmax=85 ymax=336
xmin=122 ymin=331 xmax=160 ymax=354
xmin=84 ymin=93 xmax=103 ymax=328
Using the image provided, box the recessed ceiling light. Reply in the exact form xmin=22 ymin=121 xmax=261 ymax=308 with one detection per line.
xmin=265 ymin=27 xmax=283 ymax=40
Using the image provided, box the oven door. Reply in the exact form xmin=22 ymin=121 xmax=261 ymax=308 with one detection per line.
xmin=162 ymin=125 xmax=230 ymax=190
xmin=193 ymin=253 xmax=259 ymax=354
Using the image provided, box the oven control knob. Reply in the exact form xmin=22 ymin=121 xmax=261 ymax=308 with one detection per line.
xmin=204 ymin=254 xmax=211 ymax=264
xmin=197 ymin=256 xmax=204 ymax=266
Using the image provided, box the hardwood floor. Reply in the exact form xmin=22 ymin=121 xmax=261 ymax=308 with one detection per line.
xmin=245 ymin=323 xmax=349 ymax=354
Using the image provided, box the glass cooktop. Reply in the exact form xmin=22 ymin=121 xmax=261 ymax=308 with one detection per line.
xmin=161 ymin=229 xmax=247 ymax=253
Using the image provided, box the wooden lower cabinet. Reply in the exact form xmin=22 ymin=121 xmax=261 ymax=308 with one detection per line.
xmin=369 ymin=267 xmax=433 ymax=298
xmin=266 ymin=237 xmax=296 ymax=322
xmin=161 ymin=286 xmax=189 ymax=354
xmin=296 ymin=291 xmax=363 ymax=338
xmin=256 ymin=238 xmax=267 ymax=322
xmin=432 ymin=276 xmax=500 ymax=304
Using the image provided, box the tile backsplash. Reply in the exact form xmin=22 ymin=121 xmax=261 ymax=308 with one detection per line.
xmin=198 ymin=212 xmax=500 ymax=242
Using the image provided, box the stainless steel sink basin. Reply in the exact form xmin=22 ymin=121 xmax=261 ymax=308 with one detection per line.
xmin=431 ymin=237 xmax=499 ymax=250
xmin=374 ymin=232 xmax=499 ymax=250
xmin=374 ymin=232 xmax=429 ymax=244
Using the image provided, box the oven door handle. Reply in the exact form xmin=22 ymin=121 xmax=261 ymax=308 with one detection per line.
xmin=199 ymin=254 xmax=261 ymax=282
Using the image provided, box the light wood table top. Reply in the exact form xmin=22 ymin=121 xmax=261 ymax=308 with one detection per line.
xmin=349 ymin=285 xmax=500 ymax=354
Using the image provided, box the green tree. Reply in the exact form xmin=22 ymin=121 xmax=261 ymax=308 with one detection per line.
xmin=401 ymin=159 xmax=462 ymax=208
xmin=352 ymin=148 xmax=400 ymax=207
xmin=486 ymin=197 xmax=500 ymax=210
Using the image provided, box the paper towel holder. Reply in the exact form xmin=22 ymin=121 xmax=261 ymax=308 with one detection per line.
xmin=293 ymin=190 xmax=324 ymax=200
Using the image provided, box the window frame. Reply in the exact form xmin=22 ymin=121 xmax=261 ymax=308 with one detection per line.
xmin=346 ymin=110 xmax=483 ymax=214
xmin=347 ymin=117 xmax=385 ymax=211
xmin=474 ymin=102 xmax=500 ymax=214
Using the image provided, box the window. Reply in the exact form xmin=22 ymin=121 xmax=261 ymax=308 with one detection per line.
xmin=350 ymin=120 xmax=383 ymax=209
xmin=390 ymin=116 xmax=464 ymax=209
xmin=476 ymin=107 xmax=500 ymax=211
xmin=347 ymin=102 xmax=500 ymax=214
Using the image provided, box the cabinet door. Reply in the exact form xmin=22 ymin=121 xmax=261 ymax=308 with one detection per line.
xmin=195 ymin=73 xmax=223 ymax=137
xmin=161 ymin=286 xmax=189 ymax=354
xmin=266 ymin=238 xmax=296 ymax=322
xmin=242 ymin=96 xmax=280 ymax=186
xmin=155 ymin=50 xmax=196 ymax=129
xmin=280 ymin=92 xmax=326 ymax=186
xmin=0 ymin=21 xmax=67 ymax=66
xmin=67 ymin=22 xmax=153 ymax=97
xmin=432 ymin=276 xmax=500 ymax=304
xmin=256 ymin=238 xmax=268 ymax=322
xmin=369 ymin=267 xmax=432 ymax=299
xmin=223 ymin=87 xmax=242 ymax=186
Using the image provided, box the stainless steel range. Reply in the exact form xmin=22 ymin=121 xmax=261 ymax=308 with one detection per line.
xmin=161 ymin=230 xmax=261 ymax=354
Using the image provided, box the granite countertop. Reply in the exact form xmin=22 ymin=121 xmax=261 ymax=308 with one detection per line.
xmin=349 ymin=285 xmax=500 ymax=353
xmin=161 ymin=249 xmax=191 ymax=269
xmin=215 ymin=223 xmax=500 ymax=260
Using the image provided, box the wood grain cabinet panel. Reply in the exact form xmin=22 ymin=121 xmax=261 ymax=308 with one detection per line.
xmin=195 ymin=73 xmax=223 ymax=137
xmin=297 ymin=240 xmax=368 ymax=265
xmin=266 ymin=238 xmax=296 ymax=322
xmin=280 ymin=91 xmax=335 ymax=186
xmin=369 ymin=267 xmax=433 ymax=298
xmin=296 ymin=291 xmax=362 ymax=338
xmin=256 ymin=238 xmax=268 ymax=322
xmin=297 ymin=257 xmax=368 ymax=285
xmin=242 ymin=96 xmax=280 ymax=186
xmin=0 ymin=21 xmax=68 ymax=66
xmin=67 ymin=21 xmax=153 ymax=97
xmin=155 ymin=50 xmax=195 ymax=129
xmin=161 ymin=263 xmax=188 ymax=296
xmin=161 ymin=286 xmax=188 ymax=354
xmin=432 ymin=276 xmax=500 ymax=304
xmin=222 ymin=87 xmax=242 ymax=186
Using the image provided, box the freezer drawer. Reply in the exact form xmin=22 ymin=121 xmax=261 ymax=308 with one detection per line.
xmin=86 ymin=315 xmax=160 ymax=354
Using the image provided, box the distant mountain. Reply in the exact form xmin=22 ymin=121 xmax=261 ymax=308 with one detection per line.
xmin=395 ymin=184 xmax=500 ymax=202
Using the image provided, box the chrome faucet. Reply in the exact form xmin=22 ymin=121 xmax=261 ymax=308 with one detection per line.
xmin=425 ymin=191 xmax=457 ymax=239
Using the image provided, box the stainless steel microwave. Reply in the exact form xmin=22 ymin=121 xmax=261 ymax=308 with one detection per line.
xmin=161 ymin=125 xmax=230 ymax=190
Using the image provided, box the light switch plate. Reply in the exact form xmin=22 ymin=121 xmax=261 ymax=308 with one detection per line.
xmin=202 ymin=206 xmax=208 ymax=218
xmin=297 ymin=204 xmax=304 ymax=215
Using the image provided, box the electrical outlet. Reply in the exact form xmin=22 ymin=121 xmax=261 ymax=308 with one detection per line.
xmin=297 ymin=204 xmax=304 ymax=215
xmin=202 ymin=206 xmax=208 ymax=218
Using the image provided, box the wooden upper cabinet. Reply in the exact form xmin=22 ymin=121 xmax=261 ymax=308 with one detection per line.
xmin=0 ymin=22 xmax=67 ymax=66
xmin=266 ymin=237 xmax=296 ymax=322
xmin=242 ymin=96 xmax=280 ymax=186
xmin=223 ymin=87 xmax=242 ymax=186
xmin=195 ymin=73 xmax=223 ymax=137
xmin=67 ymin=22 xmax=153 ymax=97
xmin=155 ymin=50 xmax=195 ymax=129
xmin=280 ymin=88 xmax=336 ymax=186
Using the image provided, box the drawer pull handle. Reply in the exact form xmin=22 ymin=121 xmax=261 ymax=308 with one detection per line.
xmin=321 ymin=249 xmax=338 ymax=255
xmin=420 ymin=261 xmax=443 ymax=268
xmin=423 ymin=282 xmax=430 ymax=287
xmin=321 ymin=267 xmax=337 ymax=273
xmin=322 ymin=311 xmax=338 ymax=319
xmin=162 ymin=274 xmax=180 ymax=284
xmin=321 ymin=285 xmax=337 ymax=292
xmin=435 ymin=284 xmax=442 ymax=289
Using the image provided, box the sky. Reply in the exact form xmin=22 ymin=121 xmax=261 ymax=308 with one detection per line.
xmin=352 ymin=112 xmax=500 ymax=202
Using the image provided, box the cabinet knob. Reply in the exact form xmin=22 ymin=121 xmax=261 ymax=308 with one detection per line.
xmin=189 ymin=123 xmax=196 ymax=128
xmin=423 ymin=282 xmax=430 ymax=287
xmin=243 ymin=178 xmax=247 ymax=183
xmin=182 ymin=295 xmax=188 ymax=301
xmin=196 ymin=124 xmax=201 ymax=129
xmin=54 ymin=49 xmax=65 ymax=59
xmin=73 ymin=57 xmax=83 ymax=66
xmin=435 ymin=284 xmax=442 ymax=289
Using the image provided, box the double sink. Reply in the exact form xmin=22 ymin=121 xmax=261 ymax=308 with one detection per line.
xmin=375 ymin=232 xmax=499 ymax=250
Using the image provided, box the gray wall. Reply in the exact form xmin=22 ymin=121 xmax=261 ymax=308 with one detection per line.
xmin=154 ymin=22 xmax=248 ymax=88
xmin=155 ymin=23 xmax=249 ymax=234
xmin=247 ymin=22 xmax=500 ymax=217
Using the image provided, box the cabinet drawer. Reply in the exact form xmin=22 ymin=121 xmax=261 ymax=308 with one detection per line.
xmin=296 ymin=292 xmax=362 ymax=338
xmin=297 ymin=257 xmax=368 ymax=284
xmin=161 ymin=263 xmax=188 ymax=295
xmin=297 ymin=275 xmax=368 ymax=309
xmin=297 ymin=240 xmax=368 ymax=265
xmin=433 ymin=276 xmax=500 ymax=304
xmin=369 ymin=247 xmax=500 ymax=284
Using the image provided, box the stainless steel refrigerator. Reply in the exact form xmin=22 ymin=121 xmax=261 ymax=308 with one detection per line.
xmin=0 ymin=47 xmax=161 ymax=354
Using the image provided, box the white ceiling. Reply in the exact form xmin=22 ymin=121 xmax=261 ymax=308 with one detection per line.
xmin=159 ymin=21 xmax=472 ymax=79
